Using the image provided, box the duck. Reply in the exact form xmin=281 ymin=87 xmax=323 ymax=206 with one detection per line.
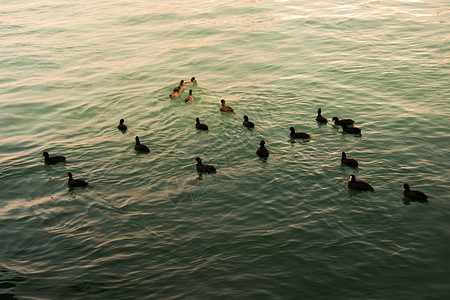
xmin=117 ymin=119 xmax=127 ymax=131
xmin=134 ymin=136 xmax=150 ymax=153
xmin=403 ymin=183 xmax=428 ymax=202
xmin=177 ymin=80 xmax=184 ymax=92
xmin=243 ymin=115 xmax=254 ymax=128
xmin=341 ymin=152 xmax=358 ymax=167
xmin=341 ymin=124 xmax=361 ymax=134
xmin=195 ymin=157 xmax=216 ymax=173
xmin=43 ymin=152 xmax=66 ymax=164
xmin=256 ymin=140 xmax=269 ymax=158
xmin=315 ymin=108 xmax=327 ymax=123
xmin=195 ymin=117 xmax=208 ymax=130
xmin=348 ymin=174 xmax=373 ymax=191
xmin=68 ymin=172 xmax=88 ymax=187
xmin=182 ymin=77 xmax=196 ymax=86
xmin=220 ymin=99 xmax=234 ymax=113
xmin=185 ymin=89 xmax=194 ymax=103
xmin=169 ymin=87 xmax=180 ymax=99
xmin=289 ymin=127 xmax=310 ymax=139
xmin=332 ymin=117 xmax=354 ymax=126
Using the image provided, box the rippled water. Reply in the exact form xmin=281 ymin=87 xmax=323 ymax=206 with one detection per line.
xmin=1 ymin=0 xmax=449 ymax=298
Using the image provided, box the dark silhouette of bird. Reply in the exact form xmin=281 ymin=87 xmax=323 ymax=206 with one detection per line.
xmin=68 ymin=172 xmax=88 ymax=187
xmin=315 ymin=108 xmax=327 ymax=123
xmin=341 ymin=152 xmax=358 ymax=167
xmin=341 ymin=124 xmax=361 ymax=134
xmin=195 ymin=157 xmax=216 ymax=173
xmin=134 ymin=136 xmax=150 ymax=153
xmin=332 ymin=117 xmax=354 ymax=126
xmin=195 ymin=117 xmax=208 ymax=130
xmin=256 ymin=140 xmax=269 ymax=158
xmin=43 ymin=152 xmax=66 ymax=164
xmin=118 ymin=119 xmax=127 ymax=131
xmin=243 ymin=115 xmax=254 ymax=128
xmin=403 ymin=183 xmax=428 ymax=202
xmin=348 ymin=174 xmax=373 ymax=191
xmin=290 ymin=127 xmax=310 ymax=139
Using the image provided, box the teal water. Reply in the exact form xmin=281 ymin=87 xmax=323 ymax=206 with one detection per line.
xmin=1 ymin=0 xmax=449 ymax=298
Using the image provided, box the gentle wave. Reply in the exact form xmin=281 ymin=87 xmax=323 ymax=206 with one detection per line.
xmin=1 ymin=0 xmax=449 ymax=299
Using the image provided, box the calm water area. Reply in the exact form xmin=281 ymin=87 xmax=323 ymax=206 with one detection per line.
xmin=1 ymin=0 xmax=449 ymax=299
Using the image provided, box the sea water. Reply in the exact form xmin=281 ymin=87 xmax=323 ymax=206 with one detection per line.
xmin=1 ymin=0 xmax=449 ymax=298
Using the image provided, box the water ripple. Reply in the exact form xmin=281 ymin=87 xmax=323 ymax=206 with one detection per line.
xmin=1 ymin=0 xmax=449 ymax=299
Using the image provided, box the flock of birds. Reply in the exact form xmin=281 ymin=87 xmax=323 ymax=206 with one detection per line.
xmin=42 ymin=77 xmax=429 ymax=203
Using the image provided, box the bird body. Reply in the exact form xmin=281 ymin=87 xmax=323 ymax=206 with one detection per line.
xmin=256 ymin=140 xmax=269 ymax=158
xmin=177 ymin=81 xmax=184 ymax=92
xmin=220 ymin=99 xmax=234 ymax=113
xmin=182 ymin=77 xmax=196 ymax=86
xmin=341 ymin=124 xmax=361 ymax=134
xmin=185 ymin=89 xmax=194 ymax=103
xmin=315 ymin=108 xmax=327 ymax=123
xmin=195 ymin=117 xmax=208 ymax=130
xmin=289 ymin=127 xmax=310 ymax=139
xmin=243 ymin=115 xmax=254 ymax=128
xmin=196 ymin=157 xmax=216 ymax=173
xmin=332 ymin=117 xmax=354 ymax=126
xmin=118 ymin=119 xmax=127 ymax=131
xmin=170 ymin=87 xmax=180 ymax=99
xmin=348 ymin=174 xmax=373 ymax=191
xmin=68 ymin=172 xmax=88 ymax=187
xmin=135 ymin=136 xmax=150 ymax=153
xmin=403 ymin=184 xmax=428 ymax=202
xmin=43 ymin=152 xmax=66 ymax=164
xmin=341 ymin=152 xmax=358 ymax=167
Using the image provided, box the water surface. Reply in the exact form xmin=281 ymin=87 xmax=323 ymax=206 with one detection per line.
xmin=1 ymin=0 xmax=449 ymax=299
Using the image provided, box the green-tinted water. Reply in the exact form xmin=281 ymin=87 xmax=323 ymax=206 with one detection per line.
xmin=1 ymin=0 xmax=449 ymax=298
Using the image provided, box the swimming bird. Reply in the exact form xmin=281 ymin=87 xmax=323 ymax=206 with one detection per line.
xmin=134 ymin=136 xmax=150 ymax=153
xmin=315 ymin=108 xmax=327 ymax=123
xmin=178 ymin=80 xmax=184 ymax=92
xmin=185 ymin=89 xmax=194 ymax=103
xmin=182 ymin=77 xmax=196 ymax=86
xmin=195 ymin=157 xmax=216 ymax=173
xmin=43 ymin=152 xmax=66 ymax=164
xmin=243 ymin=115 xmax=254 ymax=128
xmin=332 ymin=117 xmax=354 ymax=126
xmin=220 ymin=99 xmax=234 ymax=113
xmin=68 ymin=172 xmax=88 ymax=187
xmin=256 ymin=140 xmax=269 ymax=158
xmin=117 ymin=119 xmax=127 ymax=131
xmin=341 ymin=124 xmax=361 ymax=134
xmin=195 ymin=117 xmax=208 ymax=130
xmin=169 ymin=87 xmax=180 ymax=99
xmin=289 ymin=127 xmax=310 ymax=139
xmin=348 ymin=174 xmax=373 ymax=191
xmin=341 ymin=152 xmax=358 ymax=167
xmin=403 ymin=183 xmax=428 ymax=202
